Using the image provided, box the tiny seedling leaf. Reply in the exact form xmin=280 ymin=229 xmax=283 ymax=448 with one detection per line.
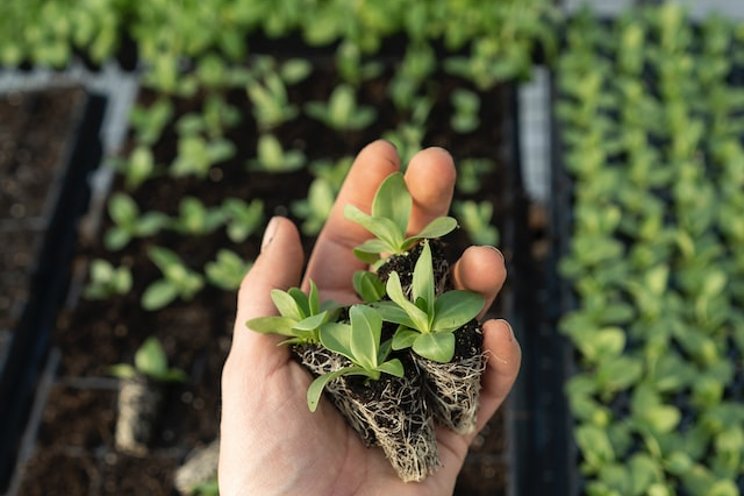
xmin=141 ymin=280 xmax=179 ymax=311
xmin=374 ymin=301 xmax=417 ymax=328
xmin=353 ymin=271 xmax=386 ymax=303
xmin=307 ymin=367 xmax=355 ymax=412
xmin=412 ymin=241 xmax=435 ymax=314
xmin=246 ymin=316 xmax=297 ymax=336
xmin=392 ymin=327 xmax=420 ymax=350
xmin=271 ymin=289 xmax=303 ymax=321
xmin=433 ymin=290 xmax=484 ymax=332
xmin=288 ymin=288 xmax=310 ymax=317
xmin=349 ymin=305 xmax=381 ymax=370
xmin=135 ymin=337 xmax=169 ymax=378
xmin=372 ymin=172 xmax=411 ymax=235
xmin=353 ymin=239 xmax=389 ymax=263
xmin=377 ymin=359 xmax=404 ymax=378
xmin=405 ymin=216 xmax=458 ymax=246
xmin=308 ymin=280 xmax=320 ymax=315
xmin=319 ymin=323 xmax=355 ymax=361
xmin=386 ymin=272 xmax=430 ymax=332
xmin=413 ymin=332 xmax=455 ymax=363
xmin=293 ymin=311 xmax=328 ymax=331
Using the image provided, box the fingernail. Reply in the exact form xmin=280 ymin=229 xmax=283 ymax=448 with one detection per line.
xmin=483 ymin=245 xmax=505 ymax=263
xmin=261 ymin=217 xmax=280 ymax=252
xmin=498 ymin=319 xmax=515 ymax=342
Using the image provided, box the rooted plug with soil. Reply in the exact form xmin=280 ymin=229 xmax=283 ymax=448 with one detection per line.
xmin=308 ymin=305 xmax=439 ymax=482
xmin=109 ymin=337 xmax=187 ymax=455
xmin=344 ymin=171 xmax=457 ymax=295
xmin=375 ymin=241 xmax=487 ymax=434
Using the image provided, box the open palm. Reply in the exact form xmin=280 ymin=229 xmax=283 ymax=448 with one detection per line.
xmin=219 ymin=141 xmax=521 ymax=495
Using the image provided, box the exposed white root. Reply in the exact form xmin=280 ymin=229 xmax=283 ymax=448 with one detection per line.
xmin=294 ymin=345 xmax=440 ymax=481
xmin=415 ymin=351 xmax=487 ymax=435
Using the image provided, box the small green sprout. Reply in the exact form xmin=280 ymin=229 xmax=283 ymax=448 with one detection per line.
xmin=129 ymin=98 xmax=173 ymax=146
xmin=454 ymin=200 xmax=500 ymax=246
xmin=450 ymin=88 xmax=480 ymax=134
xmin=456 ymin=158 xmax=493 ymax=194
xmin=84 ymin=259 xmax=132 ymax=300
xmin=116 ymin=146 xmax=157 ymax=191
xmin=246 ymin=70 xmax=299 ymax=131
xmin=375 ymin=242 xmax=484 ymax=363
xmin=308 ymin=156 xmax=353 ymax=191
xmin=170 ymin=134 xmax=236 ymax=179
xmin=353 ymin=271 xmax=386 ymax=303
xmin=246 ymin=280 xmax=338 ymax=345
xmin=292 ymin=178 xmax=335 ymax=235
xmin=222 ymin=198 xmax=264 ymax=243
xmin=141 ymin=247 xmax=204 ymax=311
xmin=247 ymin=134 xmax=306 ymax=172
xmin=109 ymin=337 xmax=187 ymax=383
xmin=307 ymin=305 xmax=404 ymax=412
xmin=205 ymin=249 xmax=252 ymax=291
xmin=344 ymin=172 xmax=458 ymax=263
xmin=305 ymin=84 xmax=377 ymax=131
xmin=168 ymin=197 xmax=225 ymax=236
xmin=104 ymin=193 xmax=168 ymax=251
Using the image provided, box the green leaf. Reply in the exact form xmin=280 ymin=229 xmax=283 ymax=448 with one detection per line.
xmin=413 ymin=332 xmax=455 ymax=362
xmin=109 ymin=364 xmax=137 ymax=380
xmin=293 ymin=312 xmax=327 ymax=331
xmin=432 ymin=290 xmax=484 ymax=332
xmin=109 ymin=193 xmax=138 ymax=225
xmin=141 ymin=280 xmax=179 ymax=310
xmin=349 ymin=305 xmax=382 ymax=370
xmin=405 ymin=216 xmax=457 ymax=246
xmin=344 ymin=205 xmax=403 ymax=250
xmin=373 ymin=301 xmax=417 ymax=328
xmin=385 ymin=272 xmax=430 ymax=332
xmin=104 ymin=227 xmax=131 ymax=251
xmin=392 ymin=327 xmax=420 ymax=350
xmin=308 ymin=280 xmax=320 ymax=315
xmin=319 ymin=323 xmax=354 ymax=361
xmin=148 ymin=247 xmax=181 ymax=273
xmin=377 ymin=359 xmax=404 ymax=378
xmin=271 ymin=289 xmax=303 ymax=321
xmin=288 ymin=288 xmax=310 ymax=317
xmin=246 ymin=316 xmax=297 ymax=337
xmin=353 ymin=239 xmax=389 ymax=263
xmin=307 ymin=367 xmax=357 ymax=412
xmin=412 ymin=241 xmax=435 ymax=314
xmin=135 ymin=337 xmax=168 ymax=378
xmin=353 ymin=271 xmax=386 ymax=303
xmin=372 ymin=172 xmax=411 ymax=235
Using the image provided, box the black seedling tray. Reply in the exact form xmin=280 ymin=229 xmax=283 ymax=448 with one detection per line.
xmin=0 ymin=87 xmax=106 ymax=491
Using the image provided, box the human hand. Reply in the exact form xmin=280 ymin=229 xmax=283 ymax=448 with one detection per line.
xmin=219 ymin=140 xmax=521 ymax=496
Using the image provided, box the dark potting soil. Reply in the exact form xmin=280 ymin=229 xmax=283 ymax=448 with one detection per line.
xmin=27 ymin=60 xmax=514 ymax=494
xmin=0 ymin=88 xmax=86 ymax=332
xmin=376 ymin=238 xmax=451 ymax=294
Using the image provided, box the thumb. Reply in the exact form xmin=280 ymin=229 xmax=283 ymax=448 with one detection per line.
xmin=228 ymin=216 xmax=304 ymax=367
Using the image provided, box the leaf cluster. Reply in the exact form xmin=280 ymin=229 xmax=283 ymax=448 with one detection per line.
xmin=110 ymin=337 xmax=187 ymax=383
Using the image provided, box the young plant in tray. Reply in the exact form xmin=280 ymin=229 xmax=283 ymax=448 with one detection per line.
xmin=305 ymin=84 xmax=377 ymax=131
xmin=221 ymin=198 xmax=264 ymax=243
xmin=142 ymin=247 xmax=204 ymax=311
xmin=110 ymin=337 xmax=187 ymax=455
xmin=204 ymin=249 xmax=252 ymax=291
xmin=247 ymin=133 xmax=306 ymax=172
xmin=104 ymin=193 xmax=168 ymax=251
xmin=168 ymin=197 xmax=224 ymax=236
xmin=454 ymin=200 xmax=500 ymax=246
xmin=84 ymin=259 xmax=132 ymax=300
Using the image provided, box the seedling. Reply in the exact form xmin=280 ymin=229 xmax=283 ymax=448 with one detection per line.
xmin=375 ymin=242 xmax=483 ymax=363
xmin=104 ymin=193 xmax=168 ymax=251
xmin=168 ymin=197 xmax=224 ymax=236
xmin=450 ymin=88 xmax=480 ymax=134
xmin=84 ymin=259 xmax=132 ymax=300
xmin=353 ymin=271 xmax=386 ymax=303
xmin=308 ymin=156 xmax=353 ymax=191
xmin=247 ymin=134 xmax=306 ymax=172
xmin=305 ymin=84 xmax=377 ymax=131
xmin=142 ymin=247 xmax=204 ymax=311
xmin=246 ymin=280 xmax=338 ymax=345
xmin=292 ymin=178 xmax=335 ymax=235
xmin=246 ymin=70 xmax=299 ymax=131
xmin=382 ymin=96 xmax=432 ymax=165
xmin=130 ymin=98 xmax=174 ymax=146
xmin=344 ymin=172 xmax=457 ymax=264
xmin=205 ymin=249 xmax=252 ymax=291
xmin=109 ymin=337 xmax=187 ymax=383
xmin=222 ymin=198 xmax=264 ymax=243
xmin=454 ymin=200 xmax=500 ymax=246
xmin=170 ymin=134 xmax=236 ymax=178
xmin=306 ymin=305 xmax=404 ymax=412
xmin=116 ymin=146 xmax=157 ymax=191
xmin=456 ymin=158 xmax=493 ymax=194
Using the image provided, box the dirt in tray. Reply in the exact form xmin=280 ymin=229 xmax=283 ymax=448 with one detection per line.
xmin=28 ymin=61 xmax=517 ymax=496
xmin=0 ymin=87 xmax=86 ymax=331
